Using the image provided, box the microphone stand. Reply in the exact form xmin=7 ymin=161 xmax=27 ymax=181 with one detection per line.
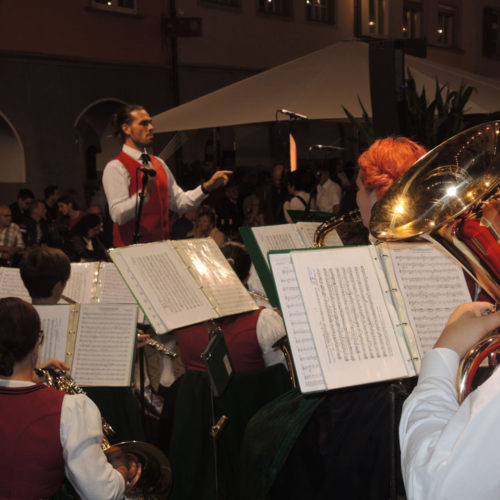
xmin=133 ymin=152 xmax=155 ymax=423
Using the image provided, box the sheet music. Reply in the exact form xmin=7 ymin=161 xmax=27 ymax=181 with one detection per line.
xmin=97 ymin=262 xmax=136 ymax=303
xmin=0 ymin=267 xmax=30 ymax=300
xmin=296 ymin=222 xmax=343 ymax=248
xmin=268 ymin=252 xmax=325 ymax=392
xmin=35 ymin=305 xmax=71 ymax=364
xmin=110 ymin=242 xmax=215 ymax=333
xmin=291 ymin=247 xmax=409 ymax=389
xmin=252 ymin=225 xmax=307 ymax=267
xmin=174 ymin=238 xmax=257 ymax=317
xmin=63 ymin=263 xmax=97 ymax=303
xmin=386 ymin=243 xmax=472 ymax=356
xmin=71 ymin=304 xmax=137 ymax=386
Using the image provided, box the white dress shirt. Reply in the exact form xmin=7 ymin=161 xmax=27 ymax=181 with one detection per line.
xmin=102 ymin=144 xmax=206 ymax=226
xmin=399 ymin=348 xmax=500 ymax=500
xmin=283 ymin=191 xmax=310 ymax=223
xmin=313 ymin=178 xmax=342 ymax=213
xmin=0 ymin=379 xmax=125 ymax=500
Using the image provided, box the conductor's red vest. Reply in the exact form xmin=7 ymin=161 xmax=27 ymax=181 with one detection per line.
xmin=113 ymin=151 xmax=170 ymax=247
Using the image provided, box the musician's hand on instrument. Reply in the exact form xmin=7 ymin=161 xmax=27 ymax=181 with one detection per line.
xmin=35 ymin=358 xmax=69 ymax=379
xmin=125 ymin=455 xmax=142 ymax=491
xmin=136 ymin=330 xmax=150 ymax=349
xmin=202 ymin=170 xmax=232 ymax=193
xmin=434 ymin=302 xmax=500 ymax=357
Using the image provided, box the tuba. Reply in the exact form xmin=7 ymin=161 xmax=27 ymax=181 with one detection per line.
xmin=370 ymin=121 xmax=500 ymax=403
xmin=36 ymin=368 xmax=172 ymax=498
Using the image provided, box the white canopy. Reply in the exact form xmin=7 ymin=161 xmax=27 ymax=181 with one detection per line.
xmin=153 ymin=39 xmax=500 ymax=132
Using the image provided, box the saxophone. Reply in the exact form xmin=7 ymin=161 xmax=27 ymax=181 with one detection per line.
xmin=313 ymin=209 xmax=367 ymax=247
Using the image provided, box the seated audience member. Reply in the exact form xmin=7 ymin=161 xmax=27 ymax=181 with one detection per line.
xmin=0 ymin=205 xmax=24 ymax=267
xmin=312 ymin=164 xmax=342 ymax=215
xmin=58 ymin=194 xmax=85 ymax=231
xmin=283 ymin=169 xmax=312 ymax=223
xmin=399 ymin=302 xmax=500 ymax=500
xmin=170 ymin=207 xmax=196 ymax=240
xmin=0 ymin=297 xmax=137 ymax=499
xmin=20 ymin=200 xmax=49 ymax=248
xmin=215 ymin=181 xmax=242 ymax=237
xmin=261 ymin=164 xmax=288 ymax=224
xmin=242 ymin=191 xmax=263 ymax=226
xmin=9 ymin=188 xmax=35 ymax=224
xmin=43 ymin=184 xmax=60 ymax=222
xmin=190 ymin=206 xmax=226 ymax=248
xmin=69 ymin=213 xmax=108 ymax=262
xmin=174 ymin=241 xmax=285 ymax=372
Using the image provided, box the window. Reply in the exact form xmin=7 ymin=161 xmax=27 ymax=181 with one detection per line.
xmin=367 ymin=0 xmax=387 ymax=36
xmin=258 ymin=0 xmax=292 ymax=18
xmin=306 ymin=0 xmax=335 ymax=24
xmin=90 ymin=0 xmax=137 ymax=14
xmin=483 ymin=7 xmax=500 ymax=57
xmin=201 ymin=0 xmax=240 ymax=7
xmin=403 ymin=1 xmax=422 ymax=39
xmin=436 ymin=4 xmax=457 ymax=47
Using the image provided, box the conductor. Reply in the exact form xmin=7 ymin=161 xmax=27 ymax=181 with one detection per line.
xmin=103 ymin=104 xmax=231 ymax=247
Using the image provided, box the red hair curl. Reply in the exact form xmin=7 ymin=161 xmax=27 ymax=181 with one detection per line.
xmin=358 ymin=137 xmax=427 ymax=200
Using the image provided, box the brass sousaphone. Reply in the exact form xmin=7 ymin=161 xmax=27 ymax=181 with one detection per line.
xmin=370 ymin=121 xmax=500 ymax=403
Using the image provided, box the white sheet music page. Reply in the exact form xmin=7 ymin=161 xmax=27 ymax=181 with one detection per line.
xmin=97 ymin=262 xmax=136 ymax=303
xmin=71 ymin=304 xmax=137 ymax=386
xmin=174 ymin=238 xmax=257 ymax=318
xmin=35 ymin=305 xmax=71 ymax=365
xmin=252 ymin=225 xmax=307 ymax=268
xmin=291 ymin=247 xmax=409 ymax=389
xmin=0 ymin=267 xmax=30 ymax=300
xmin=63 ymin=263 xmax=98 ymax=303
xmin=296 ymin=222 xmax=344 ymax=248
xmin=110 ymin=242 xmax=214 ymax=333
xmin=268 ymin=251 xmax=326 ymax=393
xmin=384 ymin=242 xmax=472 ymax=357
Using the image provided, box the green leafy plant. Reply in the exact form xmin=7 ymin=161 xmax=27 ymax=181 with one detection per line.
xmin=344 ymin=69 xmax=476 ymax=150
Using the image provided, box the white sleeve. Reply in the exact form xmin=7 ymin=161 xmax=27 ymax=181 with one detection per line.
xmin=61 ymin=394 xmax=125 ymax=500
xmin=161 ymin=158 xmax=207 ymax=214
xmin=102 ymin=160 xmax=139 ymax=226
xmin=399 ymin=348 xmax=500 ymax=500
xmin=255 ymin=308 xmax=287 ymax=368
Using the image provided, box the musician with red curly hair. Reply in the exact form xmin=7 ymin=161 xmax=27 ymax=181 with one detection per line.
xmin=356 ymin=136 xmax=428 ymax=228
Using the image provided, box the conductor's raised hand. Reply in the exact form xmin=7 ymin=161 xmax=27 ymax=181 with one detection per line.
xmin=434 ymin=302 xmax=500 ymax=357
xmin=202 ymin=170 xmax=233 ymax=193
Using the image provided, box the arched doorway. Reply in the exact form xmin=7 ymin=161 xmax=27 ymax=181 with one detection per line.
xmin=0 ymin=112 xmax=26 ymax=183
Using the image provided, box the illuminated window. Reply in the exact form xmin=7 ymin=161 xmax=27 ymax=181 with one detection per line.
xmin=483 ymin=7 xmax=500 ymax=57
xmin=436 ymin=4 xmax=457 ymax=47
xmin=403 ymin=1 xmax=422 ymax=38
xmin=90 ymin=0 xmax=137 ymax=14
xmin=258 ymin=0 xmax=292 ymax=17
xmin=368 ymin=0 xmax=387 ymax=35
xmin=306 ymin=0 xmax=335 ymax=24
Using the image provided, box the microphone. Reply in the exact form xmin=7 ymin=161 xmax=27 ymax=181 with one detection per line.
xmin=277 ymin=109 xmax=308 ymax=120
xmin=139 ymin=152 xmax=156 ymax=177
xmin=308 ymin=144 xmax=345 ymax=151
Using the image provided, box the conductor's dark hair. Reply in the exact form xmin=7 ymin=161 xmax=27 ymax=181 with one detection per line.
xmin=0 ymin=297 xmax=40 ymax=377
xmin=221 ymin=242 xmax=252 ymax=283
xmin=20 ymin=247 xmax=71 ymax=299
xmin=113 ymin=104 xmax=146 ymax=142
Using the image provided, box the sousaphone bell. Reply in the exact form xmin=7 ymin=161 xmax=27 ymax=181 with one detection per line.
xmin=370 ymin=121 xmax=500 ymax=403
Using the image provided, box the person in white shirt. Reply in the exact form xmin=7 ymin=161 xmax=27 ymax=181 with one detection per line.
xmin=103 ymin=104 xmax=231 ymax=247
xmin=283 ymin=169 xmax=312 ymax=223
xmin=312 ymin=165 xmax=342 ymax=214
xmin=399 ymin=301 xmax=500 ymax=500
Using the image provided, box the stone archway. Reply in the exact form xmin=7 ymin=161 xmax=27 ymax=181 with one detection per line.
xmin=74 ymin=98 xmax=125 ymax=180
xmin=0 ymin=112 xmax=26 ymax=183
